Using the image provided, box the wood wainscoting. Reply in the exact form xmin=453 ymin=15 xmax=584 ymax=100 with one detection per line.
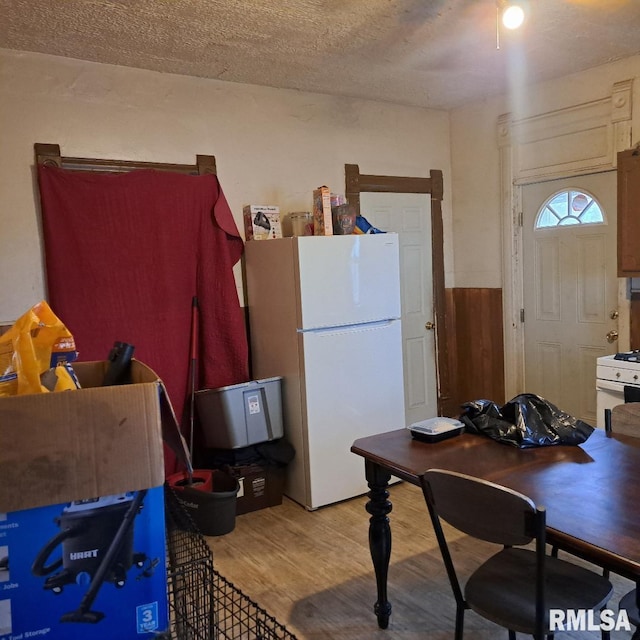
xmin=442 ymin=287 xmax=505 ymax=416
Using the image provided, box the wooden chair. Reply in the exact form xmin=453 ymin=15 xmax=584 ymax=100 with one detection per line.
xmin=604 ymin=404 xmax=640 ymax=640
xmin=605 ymin=402 xmax=640 ymax=438
xmin=620 ymin=589 xmax=640 ymax=640
xmin=420 ymin=469 xmax=613 ymax=640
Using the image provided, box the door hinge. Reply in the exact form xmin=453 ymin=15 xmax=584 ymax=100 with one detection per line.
xmin=517 ymin=211 xmax=523 ymax=227
xmin=520 ymin=308 xmax=525 ymax=323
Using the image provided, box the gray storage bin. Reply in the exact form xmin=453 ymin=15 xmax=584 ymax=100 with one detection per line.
xmin=195 ymin=377 xmax=284 ymax=449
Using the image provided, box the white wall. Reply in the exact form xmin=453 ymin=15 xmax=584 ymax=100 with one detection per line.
xmin=0 ymin=49 xmax=453 ymax=324
xmin=450 ymin=54 xmax=640 ymax=288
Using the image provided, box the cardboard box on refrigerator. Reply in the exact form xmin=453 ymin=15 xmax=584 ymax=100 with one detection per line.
xmin=0 ymin=360 xmax=189 ymax=640
xmin=243 ymin=205 xmax=282 ymax=240
xmin=312 ymin=186 xmax=333 ymax=236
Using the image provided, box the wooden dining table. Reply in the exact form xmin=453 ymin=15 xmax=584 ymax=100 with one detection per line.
xmin=351 ymin=427 xmax=640 ymax=630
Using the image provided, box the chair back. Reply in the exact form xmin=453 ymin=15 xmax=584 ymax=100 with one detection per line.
xmin=609 ymin=403 xmax=640 ymax=438
xmin=421 ymin=469 xmax=614 ymax=640
xmin=422 ymin=469 xmax=540 ymax=546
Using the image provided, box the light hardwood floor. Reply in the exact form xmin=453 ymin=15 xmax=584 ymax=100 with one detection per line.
xmin=207 ymin=481 xmax=636 ymax=640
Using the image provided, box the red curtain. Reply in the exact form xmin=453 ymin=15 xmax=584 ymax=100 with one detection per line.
xmin=37 ymin=165 xmax=249 ymax=475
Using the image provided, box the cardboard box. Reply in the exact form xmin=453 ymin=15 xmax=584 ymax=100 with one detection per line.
xmin=312 ymin=186 xmax=333 ymax=236
xmin=243 ymin=205 xmax=282 ymax=240
xmin=0 ymin=360 xmax=189 ymax=640
xmin=229 ymin=465 xmax=285 ymax=515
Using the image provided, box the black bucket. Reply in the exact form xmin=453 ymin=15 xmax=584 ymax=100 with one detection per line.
xmin=167 ymin=469 xmax=239 ymax=536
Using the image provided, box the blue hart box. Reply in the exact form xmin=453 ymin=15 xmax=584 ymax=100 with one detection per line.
xmin=0 ymin=486 xmax=168 ymax=640
xmin=0 ymin=360 xmax=191 ymax=640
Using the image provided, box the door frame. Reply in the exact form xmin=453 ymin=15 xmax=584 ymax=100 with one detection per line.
xmin=344 ymin=164 xmax=450 ymax=413
xmin=497 ymin=80 xmax=633 ymax=399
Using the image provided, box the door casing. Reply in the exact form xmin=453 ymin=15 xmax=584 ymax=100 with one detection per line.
xmin=345 ymin=164 xmax=450 ymax=413
xmin=497 ymin=80 xmax=633 ymax=399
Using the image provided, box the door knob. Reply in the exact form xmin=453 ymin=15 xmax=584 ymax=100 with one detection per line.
xmin=606 ymin=330 xmax=619 ymax=343
xmin=425 ymin=321 xmax=435 ymax=331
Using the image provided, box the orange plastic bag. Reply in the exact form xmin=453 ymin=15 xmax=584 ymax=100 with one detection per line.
xmin=0 ymin=300 xmax=78 ymax=396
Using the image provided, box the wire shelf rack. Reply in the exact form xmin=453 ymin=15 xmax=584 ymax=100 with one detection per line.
xmin=163 ymin=486 xmax=298 ymax=640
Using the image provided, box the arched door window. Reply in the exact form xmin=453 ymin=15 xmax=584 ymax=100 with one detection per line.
xmin=535 ymin=189 xmax=605 ymax=228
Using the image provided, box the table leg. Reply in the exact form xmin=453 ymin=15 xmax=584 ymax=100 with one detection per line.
xmin=364 ymin=459 xmax=393 ymax=629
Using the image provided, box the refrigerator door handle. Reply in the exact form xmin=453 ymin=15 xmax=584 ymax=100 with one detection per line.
xmin=298 ymin=318 xmax=399 ymax=334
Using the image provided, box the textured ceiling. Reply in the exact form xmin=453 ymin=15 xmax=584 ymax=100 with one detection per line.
xmin=1 ymin=0 xmax=640 ymax=110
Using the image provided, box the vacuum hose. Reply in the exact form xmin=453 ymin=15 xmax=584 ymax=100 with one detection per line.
xmin=31 ymin=526 xmax=81 ymax=577
xmin=102 ymin=341 xmax=135 ymax=386
xmin=60 ymin=490 xmax=147 ymax=624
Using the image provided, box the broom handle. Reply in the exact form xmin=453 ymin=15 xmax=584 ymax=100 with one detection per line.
xmin=189 ymin=296 xmax=199 ymax=477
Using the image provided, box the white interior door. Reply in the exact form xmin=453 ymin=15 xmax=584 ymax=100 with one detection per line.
xmin=522 ymin=172 xmax=618 ymax=425
xmin=360 ymin=192 xmax=438 ymax=425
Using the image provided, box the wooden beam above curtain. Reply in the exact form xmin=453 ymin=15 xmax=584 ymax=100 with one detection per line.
xmin=34 ymin=143 xmax=217 ymax=176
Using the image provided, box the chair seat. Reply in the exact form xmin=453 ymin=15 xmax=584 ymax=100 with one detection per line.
xmin=620 ymin=589 xmax=640 ymax=626
xmin=465 ymin=548 xmax=613 ymax=634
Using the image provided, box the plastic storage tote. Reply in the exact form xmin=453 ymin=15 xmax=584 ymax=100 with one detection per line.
xmin=195 ymin=377 xmax=284 ymax=449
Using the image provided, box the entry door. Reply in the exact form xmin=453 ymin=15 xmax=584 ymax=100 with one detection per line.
xmin=360 ymin=192 xmax=438 ymax=425
xmin=522 ymin=172 xmax=618 ymax=424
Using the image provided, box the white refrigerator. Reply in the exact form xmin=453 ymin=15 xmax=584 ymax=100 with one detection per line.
xmin=244 ymin=234 xmax=406 ymax=509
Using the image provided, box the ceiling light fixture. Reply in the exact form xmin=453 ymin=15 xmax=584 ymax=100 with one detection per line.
xmin=496 ymin=0 xmax=527 ymax=49
xmin=502 ymin=3 xmax=525 ymax=29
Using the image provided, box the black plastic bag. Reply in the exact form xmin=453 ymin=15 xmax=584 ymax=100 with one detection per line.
xmin=460 ymin=393 xmax=594 ymax=448
xmin=197 ymin=438 xmax=295 ymax=468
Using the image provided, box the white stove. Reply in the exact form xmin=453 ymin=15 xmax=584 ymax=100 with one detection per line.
xmin=596 ymin=353 xmax=640 ymax=427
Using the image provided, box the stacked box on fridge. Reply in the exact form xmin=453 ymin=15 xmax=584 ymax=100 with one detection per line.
xmin=312 ymin=186 xmax=333 ymax=236
xmin=243 ymin=205 xmax=282 ymax=240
